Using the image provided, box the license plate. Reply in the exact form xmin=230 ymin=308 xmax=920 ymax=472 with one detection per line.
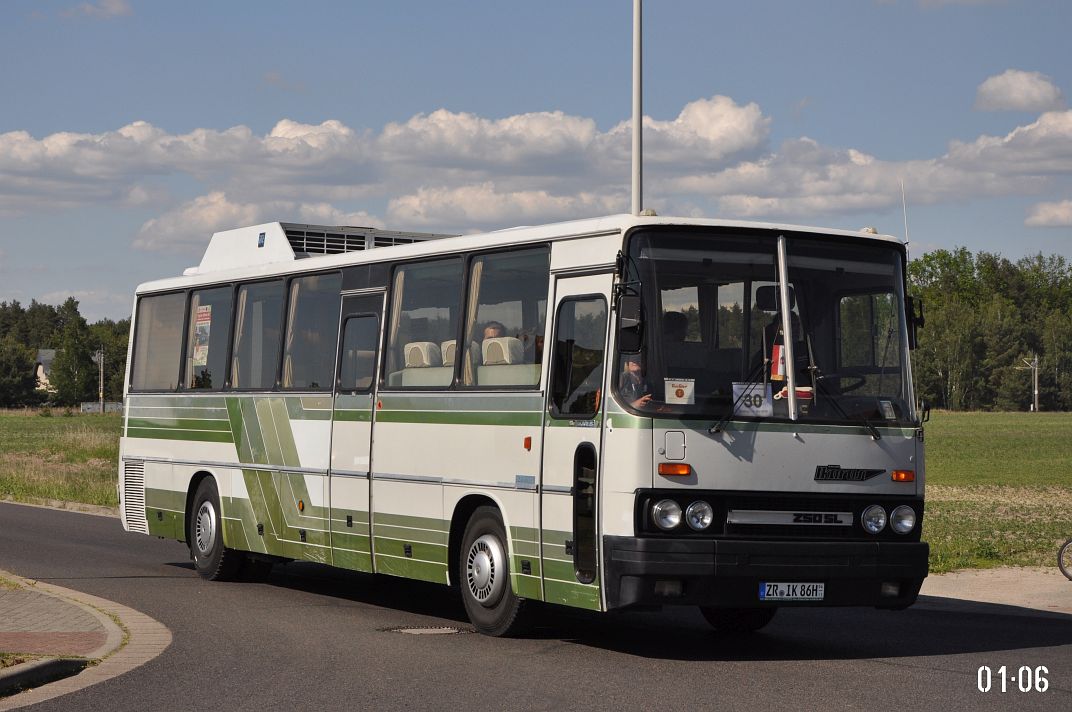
xmin=759 ymin=582 xmax=824 ymax=601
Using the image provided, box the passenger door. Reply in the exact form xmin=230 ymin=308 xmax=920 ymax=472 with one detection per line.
xmin=540 ymin=274 xmax=612 ymax=610
xmin=329 ymin=292 xmax=384 ymax=573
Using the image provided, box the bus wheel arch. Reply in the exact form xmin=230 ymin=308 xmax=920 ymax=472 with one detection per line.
xmin=187 ymin=474 xmax=244 ymax=581
xmin=455 ymin=503 xmax=532 ymax=637
xmin=448 ymin=494 xmax=500 ymax=589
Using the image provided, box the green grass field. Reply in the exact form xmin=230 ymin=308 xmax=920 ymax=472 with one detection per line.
xmin=0 ymin=408 xmax=1068 ymax=574
xmin=0 ymin=409 xmax=120 ymax=508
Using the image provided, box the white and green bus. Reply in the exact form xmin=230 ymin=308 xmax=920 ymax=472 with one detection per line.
xmin=119 ymin=214 xmax=929 ymax=636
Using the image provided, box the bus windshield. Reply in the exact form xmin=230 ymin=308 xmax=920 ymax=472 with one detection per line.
xmin=620 ymin=229 xmax=915 ymax=426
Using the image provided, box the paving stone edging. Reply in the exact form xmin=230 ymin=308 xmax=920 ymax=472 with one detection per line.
xmin=0 ymin=571 xmax=171 ymax=710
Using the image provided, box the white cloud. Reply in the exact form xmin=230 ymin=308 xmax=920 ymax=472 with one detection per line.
xmin=61 ymin=0 xmax=131 ymax=19
xmin=974 ymin=70 xmax=1065 ymax=112
xmin=134 ymin=192 xmax=383 ymax=254
xmin=1025 ymin=199 xmax=1072 ymax=227
xmin=2 ymin=93 xmax=1072 ymax=243
xmin=387 ymin=182 xmax=624 ymax=229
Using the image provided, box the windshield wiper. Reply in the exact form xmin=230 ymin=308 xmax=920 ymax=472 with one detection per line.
xmin=710 ymin=359 xmax=767 ymax=434
xmin=812 ymin=372 xmax=882 ymax=440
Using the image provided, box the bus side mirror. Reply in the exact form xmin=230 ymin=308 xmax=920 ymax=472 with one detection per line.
xmin=906 ymin=296 xmax=925 ymax=350
xmin=918 ymin=399 xmax=931 ymax=423
xmin=617 ymin=295 xmax=643 ymax=354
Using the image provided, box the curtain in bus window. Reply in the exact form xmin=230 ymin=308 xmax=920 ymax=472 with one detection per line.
xmin=131 ymin=292 xmax=186 ymax=390
xmin=231 ymin=281 xmax=284 ymax=390
xmin=462 ymin=258 xmax=483 ymax=386
xmin=185 ymin=287 xmax=231 ymax=390
xmin=282 ymin=273 xmax=342 ymax=390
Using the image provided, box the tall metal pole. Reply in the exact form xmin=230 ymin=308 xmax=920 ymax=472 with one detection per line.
xmin=1033 ymin=354 xmax=1039 ymax=413
xmin=98 ymin=345 xmax=105 ymax=414
xmin=631 ymin=0 xmax=642 ymax=216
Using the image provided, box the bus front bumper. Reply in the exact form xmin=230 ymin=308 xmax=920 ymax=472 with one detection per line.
xmin=602 ymin=536 xmax=928 ymax=610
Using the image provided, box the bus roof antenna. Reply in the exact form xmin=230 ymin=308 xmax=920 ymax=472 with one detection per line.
xmin=631 ymin=0 xmax=643 ymax=216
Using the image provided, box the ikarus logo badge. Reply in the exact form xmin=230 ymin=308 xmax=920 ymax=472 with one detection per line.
xmin=814 ymin=465 xmax=885 ymax=482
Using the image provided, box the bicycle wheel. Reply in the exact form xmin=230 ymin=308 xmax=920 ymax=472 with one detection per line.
xmin=1059 ymin=538 xmax=1072 ymax=581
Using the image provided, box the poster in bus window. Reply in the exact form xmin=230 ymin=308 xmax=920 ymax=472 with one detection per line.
xmin=193 ymin=305 xmax=211 ymax=367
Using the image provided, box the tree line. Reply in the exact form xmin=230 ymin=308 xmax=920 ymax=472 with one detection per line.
xmin=1 ymin=247 xmax=1069 ymax=410
xmin=0 ymin=298 xmax=128 ymax=407
xmin=909 ymin=248 xmax=1072 ymax=411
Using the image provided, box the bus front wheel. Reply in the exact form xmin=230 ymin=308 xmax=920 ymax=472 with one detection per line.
xmin=189 ymin=478 xmax=244 ymax=581
xmin=699 ymin=606 xmax=777 ymax=633
xmin=458 ymin=506 xmax=531 ymax=637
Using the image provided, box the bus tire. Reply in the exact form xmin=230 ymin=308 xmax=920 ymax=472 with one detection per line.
xmin=458 ymin=506 xmax=531 ymax=637
xmin=189 ymin=478 xmax=244 ymax=581
xmin=699 ymin=606 xmax=777 ymax=633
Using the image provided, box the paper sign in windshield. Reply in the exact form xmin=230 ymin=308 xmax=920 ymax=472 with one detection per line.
xmin=732 ymin=382 xmax=773 ymax=417
xmin=664 ymin=378 xmax=695 ymax=405
xmin=192 ymin=305 xmax=212 ymax=367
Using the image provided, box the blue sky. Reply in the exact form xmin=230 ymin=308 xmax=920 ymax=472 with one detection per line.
xmin=1 ymin=0 xmax=1070 ymax=320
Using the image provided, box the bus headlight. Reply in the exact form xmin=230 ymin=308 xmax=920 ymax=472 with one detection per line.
xmin=685 ymin=501 xmax=713 ymax=531
xmin=652 ymin=499 xmax=682 ymax=530
xmin=861 ymin=505 xmax=887 ymax=534
xmin=890 ymin=505 xmax=916 ymax=534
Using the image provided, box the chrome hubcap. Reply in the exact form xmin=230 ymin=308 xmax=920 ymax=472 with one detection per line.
xmin=195 ymin=501 xmax=216 ymax=555
xmin=466 ymin=534 xmax=505 ymax=606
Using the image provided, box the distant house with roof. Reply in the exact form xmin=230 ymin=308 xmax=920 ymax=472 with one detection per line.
xmin=35 ymin=348 xmax=57 ymax=393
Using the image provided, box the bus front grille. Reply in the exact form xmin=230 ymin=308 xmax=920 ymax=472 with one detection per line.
xmin=123 ymin=460 xmax=149 ymax=534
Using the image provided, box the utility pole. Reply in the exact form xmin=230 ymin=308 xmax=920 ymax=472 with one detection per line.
xmin=98 ymin=344 xmax=105 ymax=414
xmin=1016 ymin=354 xmax=1039 ymax=412
xmin=631 ymin=0 xmax=642 ymax=216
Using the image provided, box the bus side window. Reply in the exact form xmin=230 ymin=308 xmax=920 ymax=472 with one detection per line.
xmin=184 ymin=286 xmax=232 ymax=390
xmin=338 ymin=315 xmax=379 ymax=392
xmin=462 ymin=247 xmax=550 ymax=388
xmin=384 ymin=258 xmax=463 ymax=389
xmin=131 ymin=292 xmax=186 ymax=391
xmin=282 ymin=273 xmax=342 ymax=391
xmin=549 ymin=297 xmax=608 ymax=418
xmin=231 ymin=280 xmax=285 ymax=390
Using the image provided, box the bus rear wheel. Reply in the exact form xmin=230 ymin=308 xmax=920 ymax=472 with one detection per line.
xmin=189 ymin=478 xmax=244 ymax=581
xmin=458 ymin=506 xmax=531 ymax=637
xmin=699 ymin=606 xmax=777 ymax=633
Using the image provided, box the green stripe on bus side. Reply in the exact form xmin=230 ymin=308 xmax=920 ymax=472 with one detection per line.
xmin=145 ymin=507 xmax=182 ymax=539
xmin=543 ymin=580 xmax=600 ymax=610
xmin=126 ymin=428 xmax=234 ymax=443
xmin=375 ymin=554 xmax=448 ymax=584
xmin=510 ymin=554 xmax=542 ymax=578
xmin=144 ymin=487 xmax=185 ymax=512
xmin=379 ymin=394 xmax=543 ymax=411
xmin=511 ymin=574 xmax=543 ymax=600
xmin=270 ymin=398 xmax=302 ymax=469
xmin=373 ymin=522 xmax=449 ymax=545
xmin=373 ymin=537 xmax=446 ymax=563
xmin=128 ymin=417 xmax=233 ymax=432
xmin=331 ymin=548 xmax=373 ymax=573
xmin=127 ymin=395 xmax=228 ymax=409
xmin=222 ymin=494 xmax=271 ymax=555
xmin=332 ymin=409 xmax=372 ymax=422
xmin=242 ymin=469 xmax=286 ymax=556
xmin=127 ymin=407 xmax=229 ymax=420
xmin=375 ymin=410 xmax=543 ymax=427
xmin=374 ymin=512 xmax=449 ymax=532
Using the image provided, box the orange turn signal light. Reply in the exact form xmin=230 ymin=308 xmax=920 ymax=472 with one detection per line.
xmin=658 ymin=463 xmax=691 ymax=477
xmin=891 ymin=470 xmax=915 ymax=482
xmin=298 ymin=499 xmax=305 ymax=512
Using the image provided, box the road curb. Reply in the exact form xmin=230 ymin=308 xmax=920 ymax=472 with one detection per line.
xmin=0 ymin=570 xmax=171 ymax=711
xmin=0 ymin=658 xmax=89 ymax=698
xmin=0 ymin=498 xmax=118 ymax=519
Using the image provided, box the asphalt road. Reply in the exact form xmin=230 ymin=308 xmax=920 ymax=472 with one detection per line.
xmin=1 ymin=501 xmax=1069 ymax=712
